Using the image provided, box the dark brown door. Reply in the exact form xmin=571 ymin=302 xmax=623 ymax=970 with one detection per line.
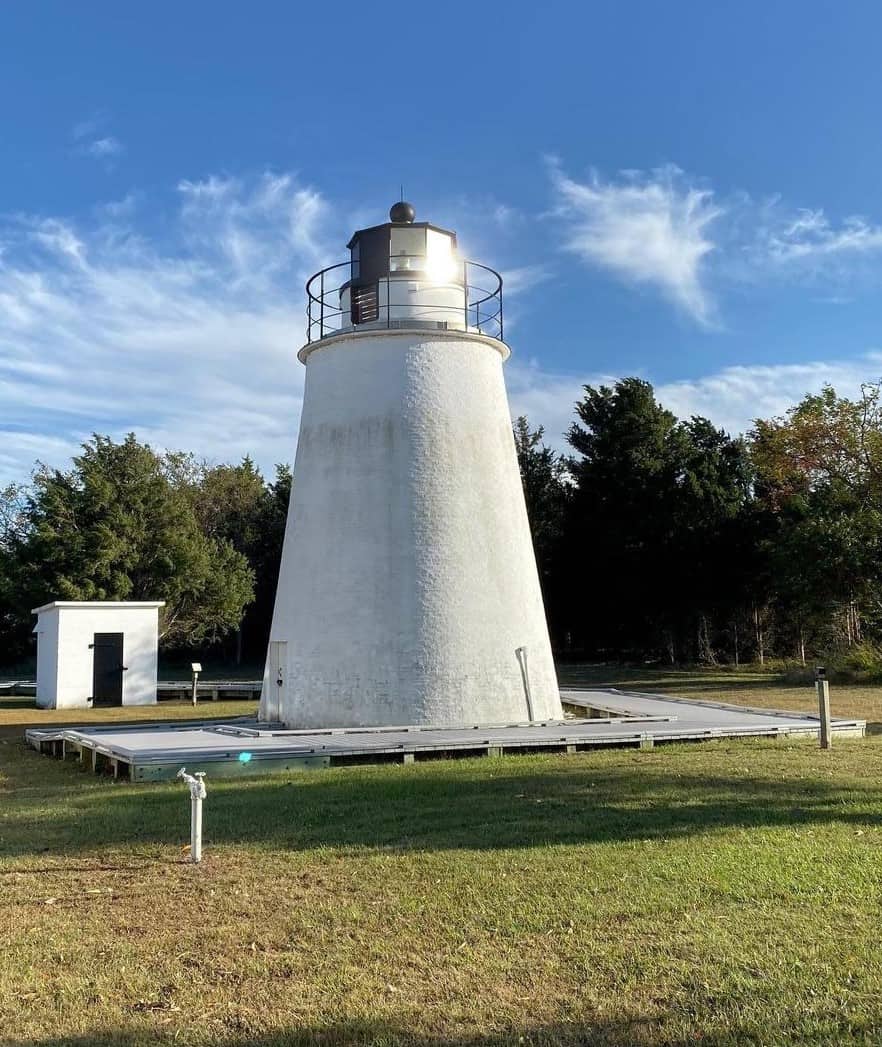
xmin=91 ymin=633 xmax=124 ymax=706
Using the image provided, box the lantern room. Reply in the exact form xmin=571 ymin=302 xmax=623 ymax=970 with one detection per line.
xmin=305 ymin=202 xmax=503 ymax=344
xmin=341 ymin=202 xmax=462 ymax=328
xmin=348 ymin=202 xmax=460 ymax=287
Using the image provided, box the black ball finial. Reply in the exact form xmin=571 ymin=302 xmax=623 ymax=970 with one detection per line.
xmin=390 ymin=201 xmax=415 ymax=223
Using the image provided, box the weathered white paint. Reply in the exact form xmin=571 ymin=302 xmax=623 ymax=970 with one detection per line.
xmin=261 ymin=327 xmax=562 ymax=728
xmin=32 ymin=601 xmax=165 ymax=709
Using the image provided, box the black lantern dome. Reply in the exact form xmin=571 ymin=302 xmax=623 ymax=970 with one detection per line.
xmin=389 ymin=200 xmax=416 ymax=223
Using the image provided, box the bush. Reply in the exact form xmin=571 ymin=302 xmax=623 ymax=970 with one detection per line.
xmin=783 ymin=643 xmax=882 ymax=684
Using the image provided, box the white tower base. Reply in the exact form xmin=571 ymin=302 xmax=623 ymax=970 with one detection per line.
xmin=260 ymin=328 xmax=561 ymax=728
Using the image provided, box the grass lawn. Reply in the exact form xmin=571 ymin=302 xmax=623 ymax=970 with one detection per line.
xmin=2 ymin=671 xmax=882 ymax=1045
xmin=0 ymin=696 xmax=259 ymax=734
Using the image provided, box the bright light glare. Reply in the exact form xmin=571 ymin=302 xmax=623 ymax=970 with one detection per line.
xmin=425 ymin=230 xmax=457 ymax=284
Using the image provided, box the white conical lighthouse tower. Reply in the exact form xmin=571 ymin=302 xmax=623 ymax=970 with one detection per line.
xmin=260 ymin=202 xmax=562 ymax=728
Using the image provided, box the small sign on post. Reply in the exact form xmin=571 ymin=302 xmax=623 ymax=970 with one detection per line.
xmin=815 ymin=665 xmax=832 ymax=750
xmin=190 ymin=662 xmax=202 ymax=707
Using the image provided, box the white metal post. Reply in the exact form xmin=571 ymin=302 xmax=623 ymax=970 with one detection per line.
xmin=177 ymin=768 xmax=207 ymax=863
xmin=815 ymin=666 xmax=832 ymax=750
xmin=192 ymin=791 xmax=203 ymax=862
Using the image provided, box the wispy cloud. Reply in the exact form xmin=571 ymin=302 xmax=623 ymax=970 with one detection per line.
xmin=71 ymin=113 xmax=124 ymax=165
xmin=86 ymin=136 xmax=123 ymax=159
xmin=759 ymin=208 xmax=882 ymax=264
xmin=72 ymin=113 xmax=105 ymax=141
xmin=655 ymin=354 xmax=882 ymax=435
xmin=0 ymin=173 xmax=337 ymax=484
xmin=501 ymin=264 xmax=551 ymax=298
xmin=8 ymin=163 xmax=882 ymax=488
xmin=504 ymin=352 xmax=882 ymax=453
xmin=549 ymin=162 xmax=722 ymax=326
xmin=549 ymin=160 xmax=882 ymax=321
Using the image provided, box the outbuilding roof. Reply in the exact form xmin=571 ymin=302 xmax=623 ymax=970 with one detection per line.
xmin=31 ymin=600 xmax=166 ymax=614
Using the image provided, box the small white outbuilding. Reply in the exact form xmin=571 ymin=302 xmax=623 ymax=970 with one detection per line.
xmin=32 ymin=601 xmax=165 ymax=709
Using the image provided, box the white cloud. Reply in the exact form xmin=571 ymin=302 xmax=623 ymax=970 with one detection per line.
xmin=506 ymin=360 xmax=596 ymax=447
xmin=71 ymin=114 xmax=105 ymax=141
xmin=8 ymin=163 xmax=882 ymax=490
xmin=550 ymin=163 xmax=722 ymax=325
xmin=503 ymin=352 xmax=882 ymax=453
xmin=501 ymin=265 xmax=551 ymax=298
xmin=548 ymin=161 xmax=882 ymax=315
xmin=87 ymin=136 xmax=123 ymax=159
xmin=0 ymin=173 xmax=338 ymax=484
xmin=655 ymin=354 xmax=882 ymax=435
xmin=761 ymin=208 xmax=882 ymax=264
xmin=71 ymin=114 xmax=124 ymax=163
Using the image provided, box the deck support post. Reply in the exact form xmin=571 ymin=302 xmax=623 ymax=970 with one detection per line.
xmin=815 ymin=667 xmax=832 ymax=750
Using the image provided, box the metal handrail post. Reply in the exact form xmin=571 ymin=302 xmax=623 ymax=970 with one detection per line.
xmin=463 ymin=260 xmax=469 ymax=331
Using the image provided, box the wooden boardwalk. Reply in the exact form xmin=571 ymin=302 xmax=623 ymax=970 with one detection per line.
xmin=24 ymin=688 xmax=866 ymax=782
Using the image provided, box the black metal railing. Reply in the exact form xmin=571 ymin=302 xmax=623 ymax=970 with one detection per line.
xmin=305 ymin=257 xmax=503 ymax=344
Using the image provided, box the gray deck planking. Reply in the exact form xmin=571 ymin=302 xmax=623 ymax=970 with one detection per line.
xmin=24 ymin=688 xmax=866 ymax=781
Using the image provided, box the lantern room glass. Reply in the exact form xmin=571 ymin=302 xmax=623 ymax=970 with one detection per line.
xmin=390 ymin=227 xmax=425 ymax=271
xmin=387 ymin=227 xmax=458 ymax=282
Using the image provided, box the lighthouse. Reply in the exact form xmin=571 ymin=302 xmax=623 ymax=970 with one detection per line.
xmin=260 ymin=202 xmax=562 ymax=728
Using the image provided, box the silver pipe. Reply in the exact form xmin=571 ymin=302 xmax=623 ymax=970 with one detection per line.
xmin=515 ymin=646 xmax=534 ymax=722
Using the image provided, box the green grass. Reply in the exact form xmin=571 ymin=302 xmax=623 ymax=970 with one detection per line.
xmin=3 ymin=671 xmax=882 ymax=1045
xmin=0 ymin=696 xmax=259 ymax=738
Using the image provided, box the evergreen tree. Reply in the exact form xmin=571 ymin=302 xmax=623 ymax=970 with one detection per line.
xmin=11 ymin=434 xmax=254 ymax=648
xmin=562 ymin=379 xmax=751 ymax=661
xmin=513 ymin=416 xmax=568 ymax=585
xmin=245 ymin=463 xmax=292 ymax=661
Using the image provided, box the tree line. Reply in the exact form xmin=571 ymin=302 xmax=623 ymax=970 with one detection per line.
xmin=0 ymin=435 xmax=290 ymax=664
xmin=517 ymin=377 xmax=882 ymax=668
xmin=2 ymin=376 xmax=881 ymax=668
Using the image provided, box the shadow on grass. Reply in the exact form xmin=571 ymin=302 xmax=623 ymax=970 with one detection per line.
xmin=8 ymin=1014 xmax=882 ymax=1047
xmin=4 ymin=739 xmax=882 ymax=858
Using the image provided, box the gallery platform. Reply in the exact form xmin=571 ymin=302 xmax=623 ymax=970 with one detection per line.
xmin=24 ymin=689 xmax=866 ymax=782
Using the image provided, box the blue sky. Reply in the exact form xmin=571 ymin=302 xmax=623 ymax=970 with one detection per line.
xmin=3 ymin=1 xmax=882 ymax=482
